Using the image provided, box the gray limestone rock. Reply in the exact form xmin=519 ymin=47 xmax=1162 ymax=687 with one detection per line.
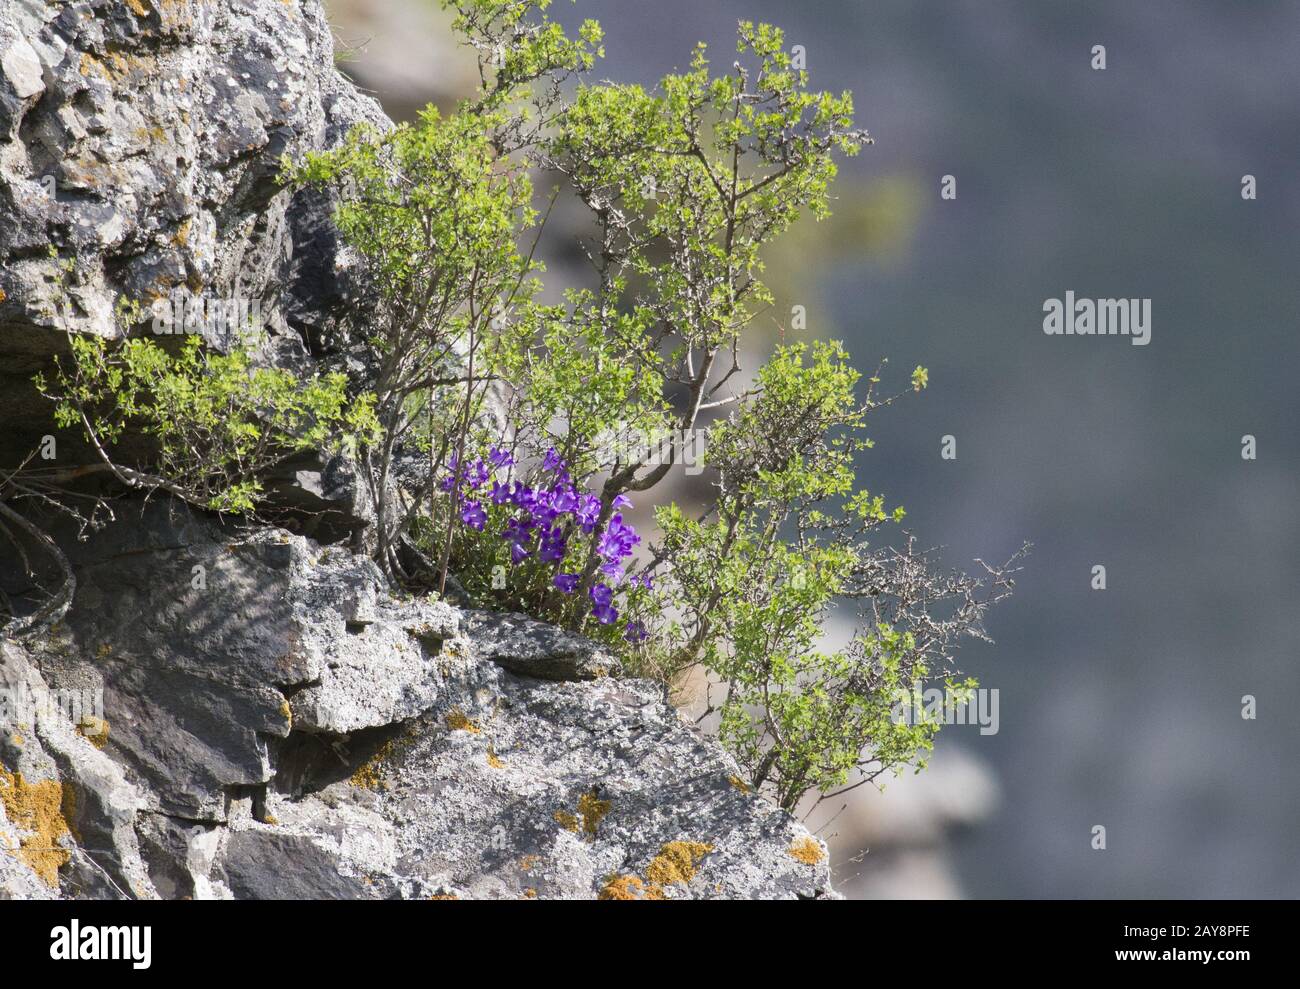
xmin=2 ymin=497 xmax=835 ymax=899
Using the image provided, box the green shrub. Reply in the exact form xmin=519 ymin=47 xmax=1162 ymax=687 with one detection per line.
xmin=38 ymin=333 xmax=378 ymax=515
xmin=33 ymin=0 xmax=1018 ymax=813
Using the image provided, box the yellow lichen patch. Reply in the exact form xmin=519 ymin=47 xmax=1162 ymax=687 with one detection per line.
xmin=349 ymin=741 xmax=394 ymax=790
xmin=279 ymin=700 xmax=292 ymax=726
xmin=553 ymin=809 xmax=579 ymax=833
xmin=486 ymin=746 xmax=505 ymax=770
xmin=0 ymin=768 xmax=71 ymax=888
xmin=76 ymin=717 xmax=110 ymax=750
xmin=173 ymin=218 xmax=191 ymax=247
xmin=95 ymin=643 xmax=112 ymax=660
xmin=598 ymin=874 xmax=653 ymax=901
xmin=430 ymin=893 xmax=458 ymax=901
xmin=576 ymin=789 xmax=610 ymax=837
xmin=125 ymin=0 xmax=150 ymax=17
xmin=521 ymin=887 xmax=537 ymax=899
xmin=728 ymin=774 xmax=750 ymax=794
xmin=788 ymin=836 xmax=826 ymax=865
xmin=349 ymin=762 xmax=384 ymax=790
xmin=118 ymin=49 xmax=157 ymax=81
xmin=554 ymin=789 xmax=612 ymax=838
xmin=9 ymin=734 xmax=21 ymax=748
xmin=444 ymin=709 xmax=480 ymax=733
xmin=0 ymin=288 xmax=6 ymax=303
xmin=600 ymin=841 xmax=713 ymax=900
xmin=519 ymin=855 xmax=538 ymax=873
xmin=645 ymin=840 xmax=713 ymax=888
xmin=79 ymin=53 xmax=108 ymax=80
xmin=155 ymin=0 xmax=195 ymax=32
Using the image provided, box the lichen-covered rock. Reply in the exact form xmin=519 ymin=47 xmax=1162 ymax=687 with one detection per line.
xmin=0 ymin=0 xmax=384 ymax=343
xmin=0 ymin=0 xmax=385 ymax=489
xmin=0 ymin=0 xmax=837 ymax=899
xmin=22 ymin=500 xmax=458 ymax=820
xmin=1 ymin=498 xmax=835 ymax=899
xmin=1 ymin=639 xmax=157 ymax=900
xmin=230 ymin=637 xmax=826 ymax=900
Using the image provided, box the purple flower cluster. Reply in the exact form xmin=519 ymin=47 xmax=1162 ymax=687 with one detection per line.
xmin=444 ymin=446 xmax=649 ymax=636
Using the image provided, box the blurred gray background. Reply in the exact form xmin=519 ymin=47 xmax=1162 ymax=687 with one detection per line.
xmin=323 ymin=0 xmax=1300 ymax=899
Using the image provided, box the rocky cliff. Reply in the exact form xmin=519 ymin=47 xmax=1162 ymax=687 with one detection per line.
xmin=0 ymin=0 xmax=834 ymax=899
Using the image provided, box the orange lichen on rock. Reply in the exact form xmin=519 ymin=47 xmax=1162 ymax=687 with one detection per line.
xmin=599 ymin=874 xmax=664 ymax=901
xmin=445 ymin=708 xmax=481 ymax=733
xmin=788 ymin=835 xmax=826 ymax=865
xmin=576 ymin=789 xmax=610 ymax=836
xmin=349 ymin=741 xmax=394 ymax=790
xmin=79 ymin=53 xmax=106 ymax=79
xmin=553 ymin=809 xmax=580 ymax=832
xmin=645 ymin=840 xmax=713 ymax=888
xmin=486 ymin=745 xmax=505 ymax=769
xmin=554 ymin=788 xmax=611 ymax=838
xmin=77 ymin=717 xmax=110 ymax=750
xmin=0 ymin=768 xmax=72 ymax=888
xmin=599 ymin=840 xmax=713 ymax=900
